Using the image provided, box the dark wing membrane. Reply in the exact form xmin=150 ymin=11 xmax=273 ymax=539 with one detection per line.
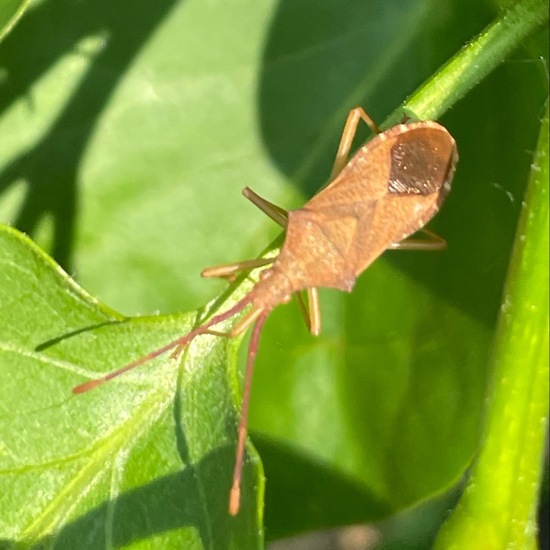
xmin=388 ymin=126 xmax=456 ymax=196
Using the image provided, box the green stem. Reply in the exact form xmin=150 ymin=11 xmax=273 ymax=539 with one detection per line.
xmin=434 ymin=103 xmax=549 ymax=549
xmin=396 ymin=0 xmax=548 ymax=122
xmin=0 ymin=0 xmax=31 ymax=42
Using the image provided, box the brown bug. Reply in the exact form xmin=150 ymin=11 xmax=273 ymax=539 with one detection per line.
xmin=73 ymin=107 xmax=458 ymax=515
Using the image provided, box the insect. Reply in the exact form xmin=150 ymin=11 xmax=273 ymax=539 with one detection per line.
xmin=73 ymin=107 xmax=458 ymax=516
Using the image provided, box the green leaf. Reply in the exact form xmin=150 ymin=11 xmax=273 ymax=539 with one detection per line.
xmin=434 ymin=103 xmax=549 ymax=549
xmin=0 ymin=225 xmax=264 ymax=548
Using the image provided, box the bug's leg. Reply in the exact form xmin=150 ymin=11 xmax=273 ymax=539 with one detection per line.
xmin=229 ymin=310 xmax=269 ymax=515
xmin=307 ymin=288 xmax=321 ymax=336
xmin=202 ymin=188 xmax=287 ymax=280
xmin=330 ymin=107 xmax=381 ymax=180
xmin=242 ymin=186 xmax=288 ymax=228
xmin=194 ymin=304 xmax=263 ymax=341
xmin=201 ymin=257 xmax=275 ymax=281
xmin=203 ymin=188 xmax=286 ymax=282
xmin=170 ymin=305 xmax=264 ymax=359
xmin=389 ymin=228 xmax=447 ymax=251
xmin=295 ymin=293 xmax=309 ymax=329
xmin=295 ymin=288 xmax=322 ymax=336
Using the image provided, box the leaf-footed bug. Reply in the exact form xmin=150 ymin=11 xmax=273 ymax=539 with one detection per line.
xmin=73 ymin=107 xmax=458 ymax=515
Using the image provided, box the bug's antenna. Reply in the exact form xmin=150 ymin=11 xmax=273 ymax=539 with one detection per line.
xmin=229 ymin=310 xmax=268 ymax=516
xmin=72 ymin=295 xmax=253 ymax=394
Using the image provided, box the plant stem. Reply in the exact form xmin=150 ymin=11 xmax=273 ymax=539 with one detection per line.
xmin=434 ymin=102 xmax=549 ymax=549
xmin=397 ymin=0 xmax=549 ymax=122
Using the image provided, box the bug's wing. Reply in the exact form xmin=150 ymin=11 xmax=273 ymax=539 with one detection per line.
xmin=307 ymin=123 xmax=456 ymax=210
xmin=348 ymin=125 xmax=458 ymax=275
xmin=284 ymin=132 xmax=395 ymax=287
xmin=348 ymin=193 xmax=444 ymax=274
xmin=304 ymin=136 xmax=392 ymax=211
xmin=303 ymin=124 xmax=457 ymax=276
